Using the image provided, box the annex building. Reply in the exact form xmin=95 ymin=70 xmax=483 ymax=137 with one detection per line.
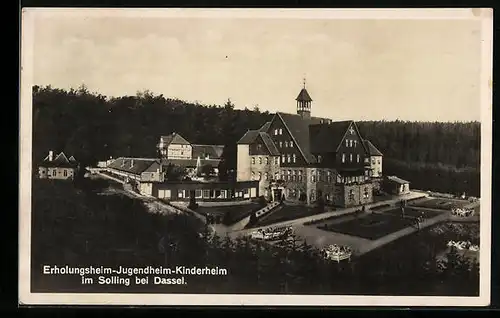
xmin=237 ymin=83 xmax=390 ymax=208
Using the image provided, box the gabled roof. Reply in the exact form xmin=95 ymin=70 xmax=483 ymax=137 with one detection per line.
xmin=386 ymin=176 xmax=410 ymax=184
xmin=107 ymin=157 xmax=159 ymax=175
xmin=276 ymin=112 xmax=328 ymax=163
xmin=237 ymin=130 xmax=260 ymax=144
xmin=259 ymin=133 xmax=280 ymax=156
xmin=160 ymin=133 xmax=191 ymax=146
xmin=192 ymin=144 xmax=224 ymax=159
xmin=296 ymin=88 xmax=313 ymax=102
xmin=363 ymin=139 xmax=383 ymax=156
xmin=309 ymin=120 xmax=353 ymax=154
xmin=258 ymin=121 xmax=271 ymax=132
xmin=237 ymin=130 xmax=280 ymax=156
xmin=41 ymin=151 xmax=78 ymax=168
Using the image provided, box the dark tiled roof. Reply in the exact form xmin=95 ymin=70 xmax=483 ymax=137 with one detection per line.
xmin=296 ymin=88 xmax=313 ymax=102
xmin=40 ymin=151 xmax=78 ymax=168
xmin=160 ymin=133 xmax=191 ymax=146
xmin=237 ymin=130 xmax=260 ymax=144
xmin=192 ymin=144 xmax=224 ymax=159
xmin=237 ymin=130 xmax=280 ymax=156
xmin=108 ymin=157 xmax=159 ymax=175
xmin=363 ymin=139 xmax=383 ymax=156
xmin=161 ymin=158 xmax=220 ymax=168
xmin=259 ymin=132 xmax=280 ymax=156
xmin=259 ymin=121 xmax=271 ymax=132
xmin=309 ymin=120 xmax=353 ymax=153
xmin=277 ymin=112 xmax=328 ymax=163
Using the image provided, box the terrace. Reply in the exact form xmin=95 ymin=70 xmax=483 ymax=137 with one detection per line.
xmin=195 ymin=202 xmax=261 ymax=225
xmin=255 ymin=204 xmax=322 ymax=227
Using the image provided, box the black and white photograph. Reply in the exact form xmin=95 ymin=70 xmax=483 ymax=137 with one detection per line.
xmin=19 ymin=8 xmax=493 ymax=306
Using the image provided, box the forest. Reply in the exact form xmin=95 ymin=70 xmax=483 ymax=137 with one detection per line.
xmin=31 ymin=179 xmax=479 ymax=295
xmin=31 ymin=85 xmax=481 ymax=196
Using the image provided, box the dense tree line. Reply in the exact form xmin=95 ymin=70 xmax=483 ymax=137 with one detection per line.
xmin=31 ymin=179 xmax=479 ymax=295
xmin=32 ymin=85 xmax=480 ymax=195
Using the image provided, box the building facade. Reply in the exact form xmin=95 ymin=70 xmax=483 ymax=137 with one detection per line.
xmin=236 ymin=83 xmax=384 ymax=208
xmin=158 ymin=132 xmax=224 ymax=177
xmin=236 ymin=130 xmax=281 ymax=199
xmin=106 ymin=157 xmax=165 ymax=195
xmin=38 ymin=150 xmax=79 ymax=180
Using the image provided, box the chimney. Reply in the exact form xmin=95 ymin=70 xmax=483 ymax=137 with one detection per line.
xmin=48 ymin=150 xmax=53 ymax=161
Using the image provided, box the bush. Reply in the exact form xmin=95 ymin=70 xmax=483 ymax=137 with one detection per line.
xmin=258 ymin=195 xmax=267 ymax=208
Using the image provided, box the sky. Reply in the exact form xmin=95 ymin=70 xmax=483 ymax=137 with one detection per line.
xmin=29 ymin=9 xmax=488 ymax=122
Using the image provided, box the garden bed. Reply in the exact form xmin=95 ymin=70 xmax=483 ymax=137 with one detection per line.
xmin=382 ymin=207 xmax=443 ymax=219
xmin=196 ymin=202 xmax=261 ymax=225
xmin=318 ymin=213 xmax=413 ymax=240
xmin=409 ymin=198 xmax=469 ymax=211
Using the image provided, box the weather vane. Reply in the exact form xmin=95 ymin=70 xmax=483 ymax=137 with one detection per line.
xmin=303 ymin=77 xmax=306 ymax=89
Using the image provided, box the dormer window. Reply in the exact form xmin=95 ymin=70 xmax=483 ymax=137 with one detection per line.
xmin=290 ymin=141 xmax=293 ymax=147
xmin=317 ymin=155 xmax=322 ymax=163
xmin=284 ymin=141 xmax=288 ymax=147
xmin=274 ymin=129 xmax=278 ymax=135
xmin=287 ymin=154 xmax=291 ymax=163
xmin=345 ymin=140 xmax=349 ymax=147
xmin=357 ymin=154 xmax=360 ymax=163
xmin=349 ymin=140 xmax=353 ymax=147
xmin=279 ymin=141 xmax=283 ymax=148
xmin=354 ymin=140 xmax=357 ymax=147
xmin=279 ymin=128 xmax=283 ymax=135
xmin=342 ymin=153 xmax=345 ymax=163
xmin=292 ymin=154 xmax=296 ymax=163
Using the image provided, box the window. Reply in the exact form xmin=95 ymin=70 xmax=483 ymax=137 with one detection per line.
xmin=274 ymin=157 xmax=279 ymax=165
xmin=203 ymin=190 xmax=210 ymax=198
xmin=287 ymin=154 xmax=291 ymax=163
xmin=221 ymin=190 xmax=227 ymax=199
xmin=281 ymin=155 xmax=285 ymax=163
xmin=279 ymin=128 xmax=283 ymax=135
xmin=251 ymin=172 xmax=255 ymax=180
xmin=63 ymin=170 xmax=67 ymax=177
xmin=345 ymin=140 xmax=349 ymax=147
xmin=52 ymin=170 xmax=56 ymax=176
xmin=251 ymin=157 xmax=255 ymax=164
xmin=265 ymin=157 xmax=269 ymax=165
xmin=349 ymin=189 xmax=355 ymax=201
xmin=292 ymin=154 xmax=296 ymax=163
xmin=317 ymin=155 xmax=322 ymax=163
xmin=284 ymin=141 xmax=288 ymax=147
xmin=342 ymin=153 xmax=345 ymax=163
xmin=357 ymin=154 xmax=360 ymax=163
xmin=372 ymin=158 xmax=376 ymax=164
xmin=178 ymin=190 xmax=184 ymax=198
xmin=275 ymin=173 xmax=279 ymax=180
xmin=274 ymin=129 xmax=278 ymax=135
xmin=195 ymin=190 xmax=202 ymax=198
xmin=377 ymin=159 xmax=381 ymax=164
xmin=349 ymin=140 xmax=353 ymax=147
xmin=264 ymin=172 xmax=268 ymax=180
xmin=350 ymin=153 xmax=353 ymax=162
xmin=364 ymin=187 xmax=369 ymax=199
xmin=290 ymin=141 xmax=294 ymax=147
xmin=279 ymin=141 xmax=283 ymax=148
xmin=259 ymin=157 xmax=262 ymax=164
xmin=258 ymin=172 xmax=262 ymax=180
xmin=311 ymin=175 xmax=316 ymax=182
xmin=354 ymin=140 xmax=357 ymax=147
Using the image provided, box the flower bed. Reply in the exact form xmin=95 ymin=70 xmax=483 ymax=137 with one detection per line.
xmin=249 ymin=225 xmax=293 ymax=241
xmin=451 ymin=207 xmax=475 ymax=218
xmin=321 ymin=244 xmax=353 ymax=262
xmin=447 ymin=240 xmax=479 ymax=252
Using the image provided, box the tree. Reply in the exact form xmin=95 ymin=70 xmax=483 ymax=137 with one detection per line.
xmin=165 ymin=164 xmax=186 ymax=181
xmin=200 ymin=164 xmax=215 ymax=179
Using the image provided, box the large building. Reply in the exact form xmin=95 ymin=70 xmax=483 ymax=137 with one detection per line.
xmin=158 ymin=132 xmax=223 ymax=177
xmin=38 ymin=150 xmax=79 ymax=180
xmin=237 ymin=83 xmax=385 ymax=208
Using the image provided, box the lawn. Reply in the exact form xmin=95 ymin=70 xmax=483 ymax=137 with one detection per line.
xmin=382 ymin=207 xmax=443 ymax=219
xmin=196 ymin=203 xmax=261 ymax=225
xmin=409 ymin=198 xmax=469 ymax=211
xmin=319 ymin=213 xmax=413 ymax=240
xmin=256 ymin=205 xmax=322 ymax=227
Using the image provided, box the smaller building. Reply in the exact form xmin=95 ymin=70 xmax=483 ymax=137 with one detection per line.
xmin=363 ymin=139 xmax=383 ymax=178
xmin=38 ymin=150 xmax=79 ymax=180
xmin=384 ymin=176 xmax=410 ymax=195
xmin=106 ymin=157 xmax=164 ymax=195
